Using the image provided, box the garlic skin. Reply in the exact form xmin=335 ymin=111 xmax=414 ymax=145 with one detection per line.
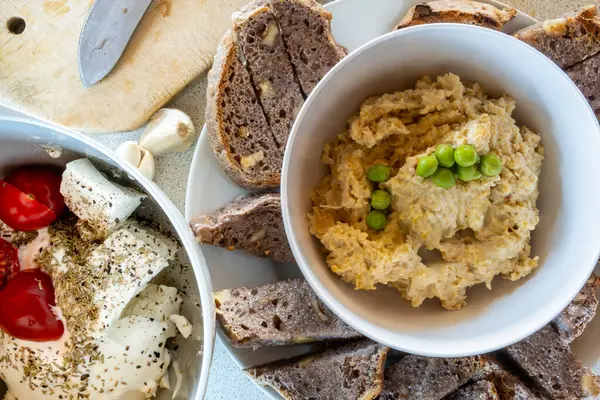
xmin=115 ymin=141 xmax=155 ymax=181
xmin=139 ymin=109 xmax=196 ymax=156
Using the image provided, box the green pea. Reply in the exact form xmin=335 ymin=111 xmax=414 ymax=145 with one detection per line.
xmin=366 ymin=210 xmax=387 ymax=231
xmin=435 ymin=144 xmax=455 ymax=168
xmin=456 ymin=164 xmax=482 ymax=182
xmin=454 ymin=145 xmax=478 ymax=167
xmin=371 ymin=190 xmax=391 ymax=210
xmin=367 ymin=164 xmax=392 ymax=183
xmin=416 ymin=155 xmax=439 ymax=178
xmin=480 ymin=152 xmax=502 ymax=176
xmin=431 ymin=167 xmax=456 ymax=189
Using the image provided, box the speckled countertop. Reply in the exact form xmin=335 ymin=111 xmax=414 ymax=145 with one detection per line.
xmin=91 ymin=0 xmax=596 ymax=398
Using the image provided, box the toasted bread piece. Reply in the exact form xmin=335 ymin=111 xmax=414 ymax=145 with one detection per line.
xmin=206 ymin=30 xmax=282 ymax=189
xmin=380 ymin=355 xmax=499 ymax=400
xmin=552 ymin=274 xmax=600 ymax=343
xmin=513 ymin=5 xmax=600 ymax=68
xmin=247 ymin=340 xmax=389 ymax=400
xmin=503 ymin=325 xmax=600 ymax=399
xmin=234 ymin=1 xmax=304 ymax=149
xmin=190 ymin=192 xmax=293 ymax=263
xmin=395 ymin=0 xmax=516 ymax=31
xmin=269 ymin=0 xmax=347 ymax=96
xmin=214 ymin=278 xmax=362 ymax=347
xmin=567 ymin=52 xmax=600 ymax=118
xmin=446 ymin=380 xmax=499 ymax=400
xmin=488 ymin=371 xmax=542 ymax=400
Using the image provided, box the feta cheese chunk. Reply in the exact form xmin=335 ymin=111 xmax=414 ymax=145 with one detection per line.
xmin=56 ymin=227 xmax=176 ymax=334
xmin=122 ymin=283 xmax=183 ymax=322
xmin=121 ymin=220 xmax=180 ymax=260
xmin=170 ymin=314 xmax=193 ymax=339
xmin=60 ymin=159 xmax=147 ymax=239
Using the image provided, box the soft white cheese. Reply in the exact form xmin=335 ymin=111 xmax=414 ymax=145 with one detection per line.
xmin=88 ymin=316 xmax=176 ymax=399
xmin=169 ymin=315 xmax=193 ymax=339
xmin=17 ymin=228 xmax=51 ymax=270
xmin=122 ymin=284 xmax=182 ymax=322
xmin=60 ymin=159 xmax=147 ymax=239
xmin=121 ymin=221 xmax=180 ymax=261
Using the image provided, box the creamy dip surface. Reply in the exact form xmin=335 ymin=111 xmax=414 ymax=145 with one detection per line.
xmin=308 ymin=74 xmax=544 ymax=310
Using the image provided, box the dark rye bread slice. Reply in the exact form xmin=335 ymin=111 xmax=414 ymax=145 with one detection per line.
xmin=513 ymin=5 xmax=600 ymax=69
xmin=567 ymin=52 xmax=600 ymax=118
xmin=246 ymin=340 xmax=389 ymax=400
xmin=213 ymin=278 xmax=362 ymax=347
xmin=552 ymin=274 xmax=600 ymax=343
xmin=206 ymin=29 xmax=282 ymax=189
xmin=395 ymin=0 xmax=517 ymax=31
xmin=488 ymin=371 xmax=543 ymax=400
xmin=269 ymin=0 xmax=347 ymax=96
xmin=233 ymin=0 xmax=304 ymax=149
xmin=190 ymin=192 xmax=293 ymax=263
xmin=380 ymin=355 xmax=499 ymax=400
xmin=503 ymin=325 xmax=600 ymax=399
xmin=445 ymin=380 xmax=499 ymax=400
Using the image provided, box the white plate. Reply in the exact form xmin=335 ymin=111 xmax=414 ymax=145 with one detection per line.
xmin=185 ymin=0 xmax=599 ymax=397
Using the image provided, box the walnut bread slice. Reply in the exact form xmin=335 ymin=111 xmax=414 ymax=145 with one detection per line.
xmin=380 ymin=355 xmax=499 ymax=400
xmin=552 ymin=273 xmax=600 ymax=343
xmin=513 ymin=5 xmax=600 ymax=69
xmin=206 ymin=29 xmax=282 ymax=189
xmin=567 ymin=52 xmax=600 ymax=118
xmin=395 ymin=0 xmax=517 ymax=31
xmin=214 ymin=278 xmax=362 ymax=347
xmin=446 ymin=380 xmax=499 ymax=400
xmin=246 ymin=340 xmax=389 ymax=400
xmin=190 ymin=192 xmax=293 ymax=263
xmin=233 ymin=1 xmax=304 ymax=149
xmin=269 ymin=0 xmax=347 ymax=96
xmin=488 ymin=371 xmax=542 ymax=400
xmin=503 ymin=325 xmax=600 ymax=399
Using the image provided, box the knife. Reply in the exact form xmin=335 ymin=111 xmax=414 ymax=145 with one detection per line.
xmin=79 ymin=0 xmax=153 ymax=88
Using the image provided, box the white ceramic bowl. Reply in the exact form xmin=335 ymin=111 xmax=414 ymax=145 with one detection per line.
xmin=282 ymin=24 xmax=600 ymax=357
xmin=0 ymin=112 xmax=215 ymax=399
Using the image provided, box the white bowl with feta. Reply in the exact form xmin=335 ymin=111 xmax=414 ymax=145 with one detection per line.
xmin=0 ymin=114 xmax=215 ymax=400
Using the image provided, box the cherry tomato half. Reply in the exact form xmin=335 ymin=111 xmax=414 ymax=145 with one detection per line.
xmin=0 ymin=269 xmax=64 ymax=342
xmin=5 ymin=168 xmax=65 ymax=216
xmin=0 ymin=180 xmax=57 ymax=231
xmin=0 ymin=238 xmax=19 ymax=288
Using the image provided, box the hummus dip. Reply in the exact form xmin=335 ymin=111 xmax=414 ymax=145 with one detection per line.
xmin=308 ymin=74 xmax=544 ymax=310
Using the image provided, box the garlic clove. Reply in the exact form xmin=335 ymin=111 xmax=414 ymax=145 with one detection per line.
xmin=139 ymin=108 xmax=196 ymax=156
xmin=138 ymin=148 xmax=155 ymax=180
xmin=116 ymin=141 xmax=142 ymax=167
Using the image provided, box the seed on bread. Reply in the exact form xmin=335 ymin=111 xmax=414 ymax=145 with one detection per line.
xmin=213 ymin=278 xmax=362 ymax=348
xmin=380 ymin=355 xmax=499 ymax=400
xmin=567 ymin=52 xmax=600 ymax=118
xmin=552 ymin=273 xmax=600 ymax=343
xmin=190 ymin=192 xmax=293 ymax=263
xmin=206 ymin=30 xmax=282 ymax=189
xmin=234 ymin=0 xmax=304 ymax=149
xmin=503 ymin=325 xmax=600 ymax=399
xmin=446 ymin=380 xmax=499 ymax=400
xmin=395 ymin=0 xmax=517 ymax=31
xmin=246 ymin=340 xmax=389 ymax=400
xmin=513 ymin=5 xmax=600 ymax=69
xmin=269 ymin=0 xmax=347 ymax=96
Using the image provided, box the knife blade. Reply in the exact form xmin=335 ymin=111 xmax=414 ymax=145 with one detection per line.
xmin=79 ymin=0 xmax=153 ymax=88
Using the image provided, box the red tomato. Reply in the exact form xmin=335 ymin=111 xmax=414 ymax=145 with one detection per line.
xmin=0 ymin=269 xmax=64 ymax=342
xmin=0 ymin=238 xmax=19 ymax=287
xmin=0 ymin=180 xmax=57 ymax=231
xmin=5 ymin=167 xmax=65 ymax=216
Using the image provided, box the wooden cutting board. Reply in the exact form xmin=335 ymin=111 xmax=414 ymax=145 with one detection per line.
xmin=0 ymin=0 xmax=249 ymax=133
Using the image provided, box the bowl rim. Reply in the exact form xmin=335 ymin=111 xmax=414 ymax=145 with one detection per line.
xmin=0 ymin=114 xmax=216 ymax=399
xmin=281 ymin=23 xmax=600 ymax=357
